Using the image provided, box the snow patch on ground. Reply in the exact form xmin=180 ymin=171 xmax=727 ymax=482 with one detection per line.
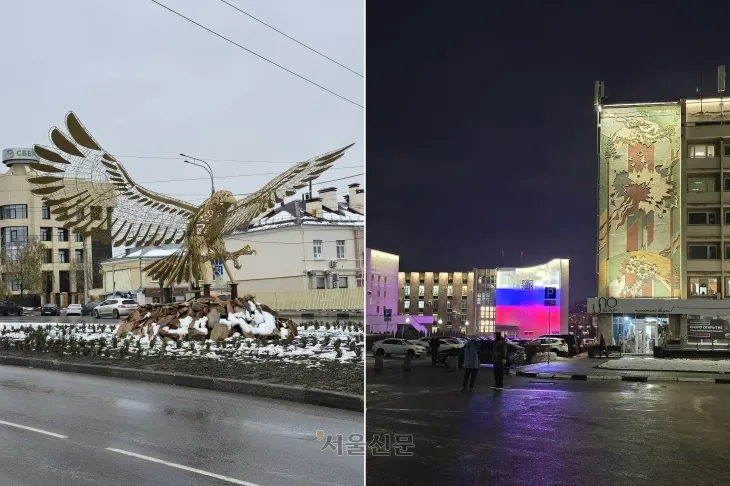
xmin=598 ymin=357 xmax=730 ymax=373
xmin=530 ymin=352 xmax=568 ymax=363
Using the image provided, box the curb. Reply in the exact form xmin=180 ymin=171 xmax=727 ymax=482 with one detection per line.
xmin=0 ymin=356 xmax=363 ymax=412
xmin=515 ymin=370 xmax=730 ymax=384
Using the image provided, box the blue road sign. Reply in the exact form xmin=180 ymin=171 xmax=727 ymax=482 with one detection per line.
xmin=544 ymin=287 xmax=557 ymax=306
xmin=384 ymin=308 xmax=392 ymax=318
xmin=214 ymin=260 xmax=224 ymax=278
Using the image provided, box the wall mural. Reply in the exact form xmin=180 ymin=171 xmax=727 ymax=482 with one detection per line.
xmin=598 ymin=104 xmax=681 ymax=298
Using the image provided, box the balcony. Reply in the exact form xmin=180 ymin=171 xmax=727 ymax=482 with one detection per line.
xmin=687 ymin=124 xmax=730 ymax=140
xmin=685 ymin=191 xmax=721 ymax=205
xmin=685 ymin=225 xmax=722 ymax=239
xmin=686 ymin=157 xmax=721 ymax=171
xmin=685 ymin=259 xmax=722 ymax=273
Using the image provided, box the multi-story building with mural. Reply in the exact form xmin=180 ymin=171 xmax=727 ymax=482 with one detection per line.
xmin=589 ymin=73 xmax=730 ymax=353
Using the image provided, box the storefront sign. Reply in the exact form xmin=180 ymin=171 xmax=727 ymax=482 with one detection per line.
xmin=687 ymin=319 xmax=729 ymax=339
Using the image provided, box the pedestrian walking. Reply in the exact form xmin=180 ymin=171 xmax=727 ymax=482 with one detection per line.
xmin=599 ymin=333 xmax=609 ymax=358
xmin=491 ymin=332 xmax=507 ymax=390
xmin=429 ymin=336 xmax=441 ymax=366
xmin=462 ymin=341 xmax=480 ymax=391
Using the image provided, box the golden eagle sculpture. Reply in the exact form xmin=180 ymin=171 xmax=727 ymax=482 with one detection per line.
xmin=28 ymin=112 xmax=353 ymax=286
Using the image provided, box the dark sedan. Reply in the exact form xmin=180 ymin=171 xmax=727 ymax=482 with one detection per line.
xmin=41 ymin=303 xmax=61 ymax=316
xmin=437 ymin=339 xmax=526 ymax=368
xmin=82 ymin=301 xmax=101 ymax=316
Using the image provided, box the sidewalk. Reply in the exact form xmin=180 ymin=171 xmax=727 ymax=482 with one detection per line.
xmin=517 ymin=358 xmax=730 ymax=383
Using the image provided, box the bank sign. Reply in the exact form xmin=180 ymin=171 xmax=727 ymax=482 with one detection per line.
xmin=687 ymin=319 xmax=730 ymax=340
xmin=2 ymin=147 xmax=39 ymax=163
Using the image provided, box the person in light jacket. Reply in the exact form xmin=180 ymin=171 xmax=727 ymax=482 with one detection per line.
xmin=462 ymin=341 xmax=480 ymax=391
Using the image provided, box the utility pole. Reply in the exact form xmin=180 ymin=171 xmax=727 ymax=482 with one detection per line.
xmin=83 ymin=238 xmax=89 ymax=304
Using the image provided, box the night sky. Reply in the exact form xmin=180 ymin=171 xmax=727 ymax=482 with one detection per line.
xmin=366 ymin=0 xmax=730 ymax=303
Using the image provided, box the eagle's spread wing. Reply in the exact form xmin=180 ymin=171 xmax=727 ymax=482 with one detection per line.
xmin=221 ymin=143 xmax=355 ymax=235
xmin=28 ymin=112 xmax=197 ymax=247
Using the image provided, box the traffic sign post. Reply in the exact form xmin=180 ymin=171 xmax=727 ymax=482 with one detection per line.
xmin=213 ymin=260 xmax=224 ymax=279
xmin=544 ymin=287 xmax=557 ymax=365
xmin=383 ymin=308 xmax=392 ymax=322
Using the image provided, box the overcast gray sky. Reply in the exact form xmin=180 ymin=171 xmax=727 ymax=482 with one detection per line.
xmin=0 ymin=0 xmax=363 ymax=207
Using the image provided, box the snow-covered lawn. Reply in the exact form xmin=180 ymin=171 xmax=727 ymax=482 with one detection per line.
xmin=598 ymin=357 xmax=730 ymax=373
xmin=0 ymin=321 xmax=364 ymax=367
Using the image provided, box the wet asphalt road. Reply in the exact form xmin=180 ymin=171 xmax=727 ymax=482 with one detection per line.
xmin=367 ymin=371 xmax=730 ymax=486
xmin=0 ymin=366 xmax=363 ymax=485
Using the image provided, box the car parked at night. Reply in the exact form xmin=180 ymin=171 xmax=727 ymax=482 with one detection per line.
xmin=536 ymin=334 xmax=581 ymax=356
xmin=372 ymin=338 xmax=427 ymax=357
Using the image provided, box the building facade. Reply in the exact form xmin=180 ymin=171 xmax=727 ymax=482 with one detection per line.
xmin=224 ymin=184 xmax=364 ymax=294
xmin=399 ymin=260 xmax=569 ymax=338
xmin=0 ymin=148 xmax=114 ymax=306
xmin=365 ymin=248 xmax=399 ymax=333
xmin=592 ymin=79 xmax=730 ymax=352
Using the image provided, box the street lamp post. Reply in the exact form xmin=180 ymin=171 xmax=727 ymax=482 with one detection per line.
xmin=180 ymin=153 xmax=215 ymax=196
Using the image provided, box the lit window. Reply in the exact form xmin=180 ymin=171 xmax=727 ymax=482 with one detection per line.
xmin=418 ymin=285 xmax=424 ymax=297
xmin=312 ymin=240 xmax=322 ymax=259
xmin=688 ymin=176 xmax=717 ymax=192
xmin=433 ymin=284 xmax=439 ymax=296
xmin=404 ymin=286 xmax=410 ymax=297
xmin=447 ymin=285 xmax=453 ymax=296
xmin=418 ymin=300 xmax=424 ymax=310
xmin=404 ymin=300 xmax=410 ymax=311
xmin=689 ymin=277 xmax=719 ymax=296
xmin=689 ymin=144 xmax=716 ymax=158
xmin=462 ymin=285 xmax=468 ymax=294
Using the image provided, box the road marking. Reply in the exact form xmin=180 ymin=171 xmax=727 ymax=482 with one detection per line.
xmin=0 ymin=419 xmax=68 ymax=439
xmin=105 ymin=448 xmax=260 ymax=485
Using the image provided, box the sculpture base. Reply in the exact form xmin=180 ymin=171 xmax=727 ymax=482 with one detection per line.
xmin=230 ymin=283 xmax=238 ymax=300
xmin=203 ymin=284 xmax=211 ymax=297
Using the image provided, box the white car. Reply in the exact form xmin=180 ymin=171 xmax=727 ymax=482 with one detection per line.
xmin=529 ymin=337 xmax=569 ymax=355
xmin=66 ymin=304 xmax=83 ymax=316
xmin=92 ymin=298 xmax=139 ymax=319
xmin=408 ymin=337 xmax=463 ymax=352
xmin=372 ymin=338 xmax=427 ymax=357
xmin=408 ymin=337 xmax=433 ymax=350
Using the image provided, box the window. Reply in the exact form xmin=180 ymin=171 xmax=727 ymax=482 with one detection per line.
xmin=40 ymin=227 xmax=52 ymax=242
xmin=315 ymin=276 xmax=325 ymax=289
xmin=725 ymin=145 xmax=730 ymax=157
xmin=447 ymin=284 xmax=453 ymax=296
xmin=433 ymin=301 xmax=438 ymax=311
xmin=461 ymin=300 xmax=467 ymax=312
xmin=404 ymin=300 xmax=410 ymax=311
xmin=418 ymin=300 xmax=424 ymax=310
xmin=447 ymin=300 xmax=453 ymax=311
xmin=312 ymin=240 xmax=322 ymax=259
xmin=58 ymin=228 xmax=69 ymax=242
xmin=45 ymin=248 xmax=52 ymax=264
xmin=0 ymin=204 xmax=28 ymax=219
xmin=689 ymin=277 xmax=719 ymax=296
xmin=433 ymin=285 xmax=439 ymax=296
xmin=376 ymin=305 xmax=379 ymax=313
xmin=418 ymin=285 xmax=424 ymax=297
xmin=462 ymin=285 xmax=468 ymax=295
xmin=336 ymin=240 xmax=345 ymax=259
xmin=689 ymin=144 xmax=715 ymax=158
xmin=724 ymin=178 xmax=730 ymax=192
xmin=6 ymin=279 xmax=21 ymax=292
xmin=1 ymin=226 xmax=28 ymax=246
xmin=74 ymin=233 xmax=84 ymax=242
xmin=383 ymin=276 xmax=387 ymax=284
xmin=688 ymin=244 xmax=719 ymax=259
xmin=688 ymin=212 xmax=718 ymax=225
xmin=75 ymin=249 xmax=84 ymax=263
xmin=42 ymin=206 xmax=51 ymax=220
xmin=688 ymin=176 xmax=718 ymax=192
xmin=58 ymin=249 xmax=69 ymax=263
xmin=404 ymin=286 xmax=410 ymax=297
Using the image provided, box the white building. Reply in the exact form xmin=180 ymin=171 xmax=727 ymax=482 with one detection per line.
xmin=224 ymin=184 xmax=364 ymax=294
xmin=366 ymin=248 xmax=399 ymax=333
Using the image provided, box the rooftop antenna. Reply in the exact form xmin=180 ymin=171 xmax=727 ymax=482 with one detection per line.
xmin=697 ymin=67 xmax=704 ymax=113
xmin=718 ymin=65 xmax=726 ymax=96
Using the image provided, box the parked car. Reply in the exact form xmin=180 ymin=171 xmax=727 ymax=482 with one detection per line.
xmin=92 ymin=298 xmax=138 ymax=319
xmin=66 ymin=304 xmax=83 ymax=316
xmin=408 ymin=336 xmax=464 ymax=352
xmin=537 ymin=334 xmax=581 ymax=356
xmin=371 ymin=338 xmax=427 ymax=357
xmin=82 ymin=301 xmax=100 ymax=316
xmin=437 ymin=339 xmax=526 ymax=367
xmin=41 ymin=303 xmax=61 ymax=316
xmin=408 ymin=337 xmax=433 ymax=351
xmin=0 ymin=300 xmax=23 ymax=316
xmin=529 ymin=337 xmax=569 ymax=356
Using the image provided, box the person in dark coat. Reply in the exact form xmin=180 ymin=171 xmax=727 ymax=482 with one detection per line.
xmin=429 ymin=336 xmax=441 ymax=366
xmin=599 ymin=334 xmax=609 ymax=358
xmin=462 ymin=341 xmax=480 ymax=390
xmin=491 ymin=332 xmax=508 ymax=390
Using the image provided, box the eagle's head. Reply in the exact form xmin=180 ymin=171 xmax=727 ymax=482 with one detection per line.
xmin=211 ymin=190 xmax=237 ymax=209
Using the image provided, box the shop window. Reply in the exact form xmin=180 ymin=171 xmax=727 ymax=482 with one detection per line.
xmin=688 ymin=244 xmax=719 ymax=259
xmin=689 ymin=277 xmax=719 ymax=296
xmin=689 ymin=144 xmax=715 ymax=158
xmin=688 ymin=176 xmax=718 ymax=192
